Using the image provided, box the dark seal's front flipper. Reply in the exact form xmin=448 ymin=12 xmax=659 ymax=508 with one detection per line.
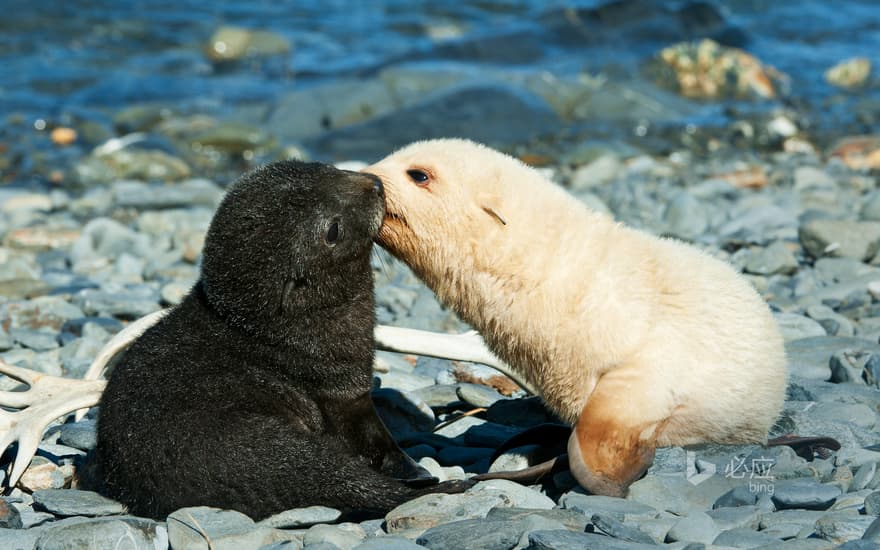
xmin=325 ymin=392 xmax=438 ymax=487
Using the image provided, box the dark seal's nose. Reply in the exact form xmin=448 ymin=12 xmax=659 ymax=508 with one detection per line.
xmin=365 ymin=173 xmax=384 ymax=197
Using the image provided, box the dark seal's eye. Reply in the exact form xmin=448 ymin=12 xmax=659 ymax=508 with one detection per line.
xmin=325 ymin=222 xmax=340 ymax=245
xmin=407 ymin=169 xmax=429 ymax=185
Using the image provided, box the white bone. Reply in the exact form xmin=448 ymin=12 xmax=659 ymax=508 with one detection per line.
xmin=0 ymin=360 xmax=106 ymax=487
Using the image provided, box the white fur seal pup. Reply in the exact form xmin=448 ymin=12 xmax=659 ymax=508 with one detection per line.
xmin=364 ymin=139 xmax=788 ymax=497
xmin=93 ymin=160 xmax=470 ymax=520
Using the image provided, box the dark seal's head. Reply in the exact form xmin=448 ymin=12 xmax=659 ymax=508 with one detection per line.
xmin=200 ymin=160 xmax=385 ymax=342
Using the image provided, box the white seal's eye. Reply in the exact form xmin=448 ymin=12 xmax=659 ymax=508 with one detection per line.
xmin=406 ymin=169 xmax=429 ymax=185
xmin=325 ymin=222 xmax=340 ymax=245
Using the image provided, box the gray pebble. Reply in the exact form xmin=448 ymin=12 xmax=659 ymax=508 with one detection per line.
xmin=560 ymin=494 xmax=658 ymax=522
xmin=9 ymin=327 xmax=58 ymax=351
xmin=590 ymin=512 xmax=655 ymax=544
xmin=72 ymin=287 xmax=162 ymax=319
xmin=410 ymin=385 xmax=463 ymax=408
xmin=385 ymin=493 xmax=503 ymax=534
xmin=799 ymin=219 xmax=880 ymax=261
xmin=376 ymin=371 xmax=436 ymax=392
xmin=713 ymin=485 xmax=758 ymax=509
xmin=486 ymin=507 xmax=590 ymax=532
xmin=468 ymin=479 xmax=555 ymax=510
xmin=0 ymin=500 xmax=22 ymax=529
xmin=415 ymin=518 xmax=527 ymax=550
xmin=705 ymin=505 xmax=761 ymax=530
xmin=303 ymin=524 xmax=365 ymax=550
xmin=854 ymin=463 xmax=878 ymax=492
xmin=865 ymin=491 xmax=880 ymax=515
xmin=525 ymin=529 xmax=658 ymax=549
xmin=32 ymin=489 xmax=125 ymax=517
xmin=663 ymin=192 xmax=708 ymax=241
xmin=665 ymin=511 xmax=720 ymax=544
xmin=57 ymin=420 xmax=97 ymax=451
xmin=167 ymin=506 xmax=272 ymax=550
xmin=744 ymin=241 xmax=799 ymax=276
xmin=712 ymin=527 xmax=781 ymax=548
xmin=35 ymin=516 xmax=168 ymax=550
xmin=814 ymin=511 xmax=877 ymax=544
xmin=774 ymin=313 xmax=826 ymax=342
xmin=456 ymin=383 xmax=506 ymax=408
xmin=353 ymin=536 xmax=425 ymax=550
xmin=771 ymin=479 xmax=842 ymax=510
xmin=861 ymin=191 xmax=880 ymax=221
xmin=864 ymin=515 xmax=880 ymax=541
xmin=259 ymin=506 xmax=342 ymax=529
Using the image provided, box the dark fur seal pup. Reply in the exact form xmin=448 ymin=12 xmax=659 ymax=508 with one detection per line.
xmin=94 ymin=161 xmax=469 ymax=520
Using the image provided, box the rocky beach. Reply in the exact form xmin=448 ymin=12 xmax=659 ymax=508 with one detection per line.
xmin=1 ymin=0 xmax=880 ymax=548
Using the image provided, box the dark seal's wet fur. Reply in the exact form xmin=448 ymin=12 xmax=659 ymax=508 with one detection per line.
xmin=94 ymin=161 xmax=469 ymax=520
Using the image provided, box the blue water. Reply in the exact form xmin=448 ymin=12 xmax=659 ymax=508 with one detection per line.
xmin=0 ymin=0 xmax=878 ymax=166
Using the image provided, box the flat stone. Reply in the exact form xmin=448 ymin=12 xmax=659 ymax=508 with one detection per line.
xmin=772 ymin=479 xmax=841 ymax=510
xmin=713 ymin=485 xmax=758 ymax=509
xmin=467 ymin=479 xmax=555 ymax=510
xmin=663 ymin=191 xmax=708 ymax=241
xmin=864 ymin=515 xmax=880 ymax=542
xmin=713 ymin=527 xmax=781 ymax=548
xmin=415 ymin=518 xmax=528 ymax=550
xmin=560 ymin=493 xmax=659 ymax=522
xmin=57 ymin=420 xmax=97 ymax=451
xmin=745 ymin=241 xmax=799 ymax=276
xmin=815 ymin=511 xmax=877 ymax=544
xmin=33 ymin=489 xmax=125 ymax=517
xmin=0 ymin=500 xmax=22 ymax=529
xmin=525 ymin=529 xmax=658 ymax=549
xmin=786 ymin=337 xmax=880 ymax=380
xmin=775 ymin=313 xmax=826 ymax=342
xmin=865 ymin=491 xmax=880 ymax=515
xmin=665 ymin=511 xmax=720 ymax=544
xmin=19 ymin=457 xmax=74 ymax=491
xmin=35 ymin=516 xmax=167 ymax=550
xmin=486 ymin=507 xmax=590 ymax=532
xmin=385 ymin=493 xmax=503 ymax=534
xmin=167 ymin=506 xmax=272 ymax=550
xmin=706 ymin=505 xmax=761 ymax=530
xmin=303 ymin=523 xmax=365 ymax=550
xmin=353 ymin=536 xmax=424 ymax=549
xmin=799 ymin=219 xmax=880 ymax=261
xmin=853 ymin=463 xmax=878 ymax=492
xmin=590 ymin=512 xmax=655 ymax=544
xmin=456 ymin=383 xmax=506 ymax=408
xmin=258 ymin=506 xmax=341 ymax=529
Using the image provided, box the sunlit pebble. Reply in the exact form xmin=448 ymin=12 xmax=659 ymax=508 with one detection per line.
xmin=634 ymin=124 xmax=648 ymax=137
xmin=213 ymin=41 xmax=228 ymax=54
xmin=242 ymin=150 xmax=254 ymax=161
xmin=49 ymin=170 xmax=64 ymax=184
xmin=34 ymin=119 xmax=47 ymax=131
xmin=685 ymin=124 xmax=697 ymax=135
xmin=50 ymin=127 xmax=77 ymax=146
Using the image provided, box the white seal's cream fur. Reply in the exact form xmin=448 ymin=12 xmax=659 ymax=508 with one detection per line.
xmin=365 ymin=138 xmax=787 ymax=496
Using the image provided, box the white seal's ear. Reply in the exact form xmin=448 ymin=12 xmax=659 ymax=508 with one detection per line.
xmin=477 ymin=192 xmax=507 ymax=227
